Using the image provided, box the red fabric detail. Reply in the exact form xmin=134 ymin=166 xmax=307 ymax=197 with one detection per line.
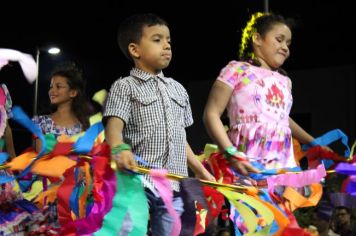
xmin=306 ymin=146 xmax=347 ymax=169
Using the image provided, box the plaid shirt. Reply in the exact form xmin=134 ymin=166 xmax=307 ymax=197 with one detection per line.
xmin=103 ymin=68 xmax=193 ymax=191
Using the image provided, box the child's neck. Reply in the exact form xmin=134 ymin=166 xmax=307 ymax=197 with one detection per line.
xmin=53 ymin=103 xmax=76 ymax=120
xmin=134 ymin=65 xmax=162 ymax=75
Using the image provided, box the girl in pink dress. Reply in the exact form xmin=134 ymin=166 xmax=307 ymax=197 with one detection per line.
xmin=203 ymin=12 xmax=318 ymax=175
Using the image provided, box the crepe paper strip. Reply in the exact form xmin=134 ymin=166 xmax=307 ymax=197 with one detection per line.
xmin=11 ymin=106 xmax=46 ymax=178
xmin=202 ymin=186 xmax=225 ymax=220
xmin=79 ymin=162 xmax=91 ymax=218
xmin=208 ymin=152 xmax=236 ymax=184
xmin=293 ymin=138 xmax=305 ymax=164
xmin=220 ymin=188 xmax=275 ymax=235
xmin=282 ymin=183 xmax=323 ymax=212
xmin=302 ymin=129 xmax=350 ymax=157
xmin=350 ymin=141 xmax=356 ymax=161
xmin=73 ymin=122 xmax=104 ymax=154
xmin=0 ymin=48 xmax=38 ymax=82
xmin=230 ymin=209 xmax=243 ymax=236
xmin=194 ymin=203 xmax=208 ymax=235
xmin=58 ymin=165 xmax=78 ymax=235
xmin=70 ymin=166 xmax=84 ymax=218
xmin=69 ymin=161 xmax=91 ymax=219
xmin=90 ymin=112 xmax=103 ymax=125
xmin=88 ymin=118 xmax=105 ymax=145
xmin=51 ymin=142 xmax=74 ymax=157
xmin=0 ymin=152 xmax=9 ymax=165
xmin=253 ymin=190 xmax=290 ymax=235
xmin=44 ymin=133 xmax=57 ymax=154
xmin=7 ymin=152 xmax=76 ymax=177
xmin=202 ymin=187 xmax=225 ymax=235
xmin=150 ymin=169 xmax=181 ymax=236
xmin=22 ymin=180 xmax=54 ymax=202
xmin=95 ymin=171 xmax=148 ymax=236
xmin=59 ymin=155 xmax=114 ymax=235
xmin=92 ymin=89 xmax=107 ymax=106
xmin=34 ymin=184 xmax=60 ymax=208
xmin=0 ymin=107 xmax=47 ymax=183
xmin=346 ymin=176 xmax=356 ymax=196
xmin=266 ymin=164 xmax=326 ymax=193
xmin=203 ymin=143 xmax=219 ymax=159
xmin=281 ymin=212 xmax=311 ymax=236
xmin=218 ymin=188 xmax=260 ymax=234
xmin=21 ymin=179 xmax=40 ymax=200
xmin=72 ymin=156 xmax=116 ymax=235
xmin=180 ymin=178 xmax=209 ymax=236
xmin=329 ymin=192 xmax=356 ymax=209
xmin=306 ymin=145 xmax=348 ymax=169
xmin=335 ymin=163 xmax=356 ymax=175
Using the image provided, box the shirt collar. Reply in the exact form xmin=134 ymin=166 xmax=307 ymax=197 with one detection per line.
xmin=130 ymin=68 xmax=168 ymax=84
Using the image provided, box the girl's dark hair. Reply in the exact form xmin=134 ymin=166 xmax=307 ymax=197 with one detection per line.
xmin=50 ymin=62 xmax=90 ymax=130
xmin=239 ymin=12 xmax=294 ymax=75
xmin=117 ymin=13 xmax=168 ymax=60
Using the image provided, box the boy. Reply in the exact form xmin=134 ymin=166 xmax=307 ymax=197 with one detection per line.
xmin=103 ymin=13 xmax=214 ymax=235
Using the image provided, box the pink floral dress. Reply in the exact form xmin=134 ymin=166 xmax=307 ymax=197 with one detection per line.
xmin=217 ymin=61 xmax=296 ymax=169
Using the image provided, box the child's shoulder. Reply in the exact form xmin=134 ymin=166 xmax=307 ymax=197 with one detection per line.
xmin=224 ymin=60 xmax=252 ymax=69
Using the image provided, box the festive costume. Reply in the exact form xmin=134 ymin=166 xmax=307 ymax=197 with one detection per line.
xmin=218 ymin=61 xmax=296 ymax=169
xmin=0 ymin=84 xmax=42 ymax=235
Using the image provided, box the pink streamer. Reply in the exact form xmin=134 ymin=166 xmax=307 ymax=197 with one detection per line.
xmin=0 ymin=48 xmax=37 ymax=82
xmin=267 ymin=164 xmax=326 ymax=192
xmin=150 ymin=169 xmax=181 ymax=236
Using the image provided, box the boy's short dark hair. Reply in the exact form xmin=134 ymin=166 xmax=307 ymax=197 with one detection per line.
xmin=117 ymin=13 xmax=168 ymax=60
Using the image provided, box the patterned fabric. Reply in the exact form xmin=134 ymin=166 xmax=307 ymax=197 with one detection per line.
xmin=0 ymin=84 xmax=12 ymax=138
xmin=217 ymin=61 xmax=296 ymax=169
xmin=104 ymin=68 xmax=193 ymax=191
xmin=32 ymin=115 xmax=82 ymax=139
xmin=0 ymin=84 xmax=43 ymax=235
xmin=0 ymin=84 xmax=12 ymax=117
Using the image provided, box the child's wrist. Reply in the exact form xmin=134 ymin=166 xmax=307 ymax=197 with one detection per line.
xmin=111 ymin=143 xmax=131 ymax=155
xmin=224 ymin=146 xmax=248 ymax=162
xmin=224 ymin=146 xmax=238 ymax=160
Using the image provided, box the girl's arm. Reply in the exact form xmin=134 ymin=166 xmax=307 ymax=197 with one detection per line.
xmin=203 ymin=81 xmax=259 ymax=175
xmin=289 ymin=117 xmax=314 ymax=144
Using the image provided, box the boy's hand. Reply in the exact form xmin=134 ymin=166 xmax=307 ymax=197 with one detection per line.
xmin=112 ymin=150 xmax=137 ymax=171
xmin=195 ymin=168 xmax=216 ymax=182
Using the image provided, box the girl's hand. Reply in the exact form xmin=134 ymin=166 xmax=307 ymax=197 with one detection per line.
xmin=229 ymin=158 xmax=260 ymax=176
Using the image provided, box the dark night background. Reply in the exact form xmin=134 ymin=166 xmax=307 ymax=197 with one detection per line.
xmin=1 ymin=0 xmax=355 ymax=154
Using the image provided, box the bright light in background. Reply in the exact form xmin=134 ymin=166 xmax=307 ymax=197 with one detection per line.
xmin=47 ymin=47 xmax=61 ymax=55
xmin=33 ymin=46 xmax=61 ymax=115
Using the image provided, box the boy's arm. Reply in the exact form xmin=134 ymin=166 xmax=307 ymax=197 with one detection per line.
xmin=105 ymin=117 xmax=137 ymax=171
xmin=4 ymin=121 xmax=16 ymax=158
xmin=186 ymin=142 xmax=215 ymax=181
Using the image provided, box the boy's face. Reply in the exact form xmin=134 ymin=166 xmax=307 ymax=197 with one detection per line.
xmin=129 ymin=24 xmax=172 ymax=74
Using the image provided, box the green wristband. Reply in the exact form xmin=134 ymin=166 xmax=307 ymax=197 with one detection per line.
xmin=111 ymin=143 xmax=131 ymax=155
xmin=224 ymin=146 xmax=238 ymax=159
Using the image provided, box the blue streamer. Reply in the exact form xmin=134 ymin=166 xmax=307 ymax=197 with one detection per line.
xmin=73 ymin=122 xmax=104 ymax=154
